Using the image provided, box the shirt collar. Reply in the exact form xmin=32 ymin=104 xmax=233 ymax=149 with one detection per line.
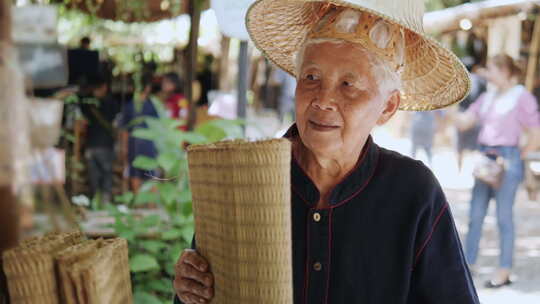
xmin=284 ymin=124 xmax=379 ymax=208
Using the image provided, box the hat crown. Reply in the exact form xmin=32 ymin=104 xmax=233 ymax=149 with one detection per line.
xmin=345 ymin=0 xmax=424 ymax=32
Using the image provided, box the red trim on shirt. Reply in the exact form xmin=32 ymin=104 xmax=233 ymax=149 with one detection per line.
xmin=291 ymin=145 xmax=380 ymax=211
xmin=413 ymin=203 xmax=449 ymax=270
xmin=312 ymin=150 xmax=380 ymax=210
xmin=325 ymin=208 xmax=334 ymax=304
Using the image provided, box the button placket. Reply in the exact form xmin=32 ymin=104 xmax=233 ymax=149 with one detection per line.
xmin=305 ymin=209 xmax=330 ymax=303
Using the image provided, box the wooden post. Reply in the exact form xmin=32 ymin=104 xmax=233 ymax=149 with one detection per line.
xmin=218 ymin=35 xmax=231 ymax=91
xmin=237 ymin=40 xmax=248 ymax=135
xmin=185 ymin=0 xmax=202 ymax=130
xmin=526 ymin=14 xmax=540 ymax=91
xmin=0 ymin=0 xmax=20 ymax=254
xmin=1 ymin=0 xmax=19 ymax=302
xmin=424 ymin=0 xmax=540 ymax=34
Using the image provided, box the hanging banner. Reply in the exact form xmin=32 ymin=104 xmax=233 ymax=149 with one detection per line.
xmin=12 ymin=5 xmax=58 ymax=44
xmin=17 ymin=43 xmax=68 ymax=89
xmin=210 ymin=0 xmax=255 ymax=40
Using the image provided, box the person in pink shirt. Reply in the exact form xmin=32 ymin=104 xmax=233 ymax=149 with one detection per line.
xmin=461 ymin=54 xmax=540 ymax=288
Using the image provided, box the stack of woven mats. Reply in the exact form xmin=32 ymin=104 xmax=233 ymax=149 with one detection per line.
xmin=187 ymin=139 xmax=293 ymax=304
xmin=2 ymin=231 xmax=132 ymax=304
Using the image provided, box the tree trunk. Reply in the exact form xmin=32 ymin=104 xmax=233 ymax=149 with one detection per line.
xmin=185 ymin=0 xmax=202 ymax=130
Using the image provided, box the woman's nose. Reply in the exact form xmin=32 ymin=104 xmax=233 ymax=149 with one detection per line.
xmin=311 ymin=88 xmax=337 ymax=111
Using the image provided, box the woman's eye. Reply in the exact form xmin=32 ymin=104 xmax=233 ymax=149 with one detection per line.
xmin=306 ymin=74 xmax=317 ymax=81
xmin=343 ymin=81 xmax=353 ymax=87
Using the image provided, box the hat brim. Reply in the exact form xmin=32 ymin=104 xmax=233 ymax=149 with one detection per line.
xmin=245 ymin=0 xmax=471 ymax=111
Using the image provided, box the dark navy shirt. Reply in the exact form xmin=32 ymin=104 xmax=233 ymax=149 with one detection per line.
xmin=176 ymin=125 xmax=479 ymax=304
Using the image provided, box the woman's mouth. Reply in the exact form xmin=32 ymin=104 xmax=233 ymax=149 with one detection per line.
xmin=308 ymin=120 xmax=340 ymax=131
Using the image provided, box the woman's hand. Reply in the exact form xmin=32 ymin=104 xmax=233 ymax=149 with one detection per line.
xmin=174 ymin=249 xmax=214 ymax=304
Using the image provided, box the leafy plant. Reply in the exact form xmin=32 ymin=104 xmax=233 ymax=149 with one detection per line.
xmin=109 ymin=98 xmax=243 ymax=303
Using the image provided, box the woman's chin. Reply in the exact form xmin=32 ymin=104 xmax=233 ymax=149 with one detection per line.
xmin=302 ymin=136 xmax=341 ymax=155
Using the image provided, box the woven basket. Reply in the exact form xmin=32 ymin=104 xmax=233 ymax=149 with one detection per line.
xmin=2 ymin=231 xmax=84 ymax=304
xmin=66 ymin=238 xmax=132 ymax=304
xmin=55 ymin=240 xmax=100 ymax=304
xmin=187 ymin=139 xmax=293 ymax=304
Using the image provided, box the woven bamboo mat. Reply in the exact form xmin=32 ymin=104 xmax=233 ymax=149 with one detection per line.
xmin=187 ymin=139 xmax=293 ymax=304
xmin=2 ymin=232 xmax=132 ymax=304
xmin=2 ymin=231 xmax=84 ymax=304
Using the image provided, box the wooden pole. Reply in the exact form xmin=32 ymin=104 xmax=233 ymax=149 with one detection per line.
xmin=237 ymin=40 xmax=248 ymax=135
xmin=1 ymin=0 xmax=19 ymax=302
xmin=0 ymin=0 xmax=19 ymax=254
xmin=218 ymin=35 xmax=231 ymax=91
xmin=526 ymin=14 xmax=540 ymax=91
xmin=424 ymin=0 xmax=540 ymax=34
xmin=185 ymin=0 xmax=202 ymax=130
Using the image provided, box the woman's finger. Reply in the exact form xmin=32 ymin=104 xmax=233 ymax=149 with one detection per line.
xmin=178 ymin=262 xmax=214 ymax=287
xmin=178 ymin=292 xmax=208 ymax=304
xmin=174 ymin=278 xmax=213 ymax=300
xmin=181 ymin=249 xmax=209 ymax=272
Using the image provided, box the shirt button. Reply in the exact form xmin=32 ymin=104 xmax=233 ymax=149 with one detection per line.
xmin=313 ymin=262 xmax=322 ymax=271
xmin=313 ymin=212 xmax=321 ymax=222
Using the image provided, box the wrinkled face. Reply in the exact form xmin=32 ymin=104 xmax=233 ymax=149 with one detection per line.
xmin=295 ymin=41 xmax=396 ymax=156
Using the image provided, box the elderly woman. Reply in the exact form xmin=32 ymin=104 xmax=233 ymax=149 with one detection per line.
xmin=174 ymin=0 xmax=479 ymax=303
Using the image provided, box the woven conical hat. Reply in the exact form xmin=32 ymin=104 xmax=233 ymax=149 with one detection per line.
xmin=246 ymin=0 xmax=471 ymax=111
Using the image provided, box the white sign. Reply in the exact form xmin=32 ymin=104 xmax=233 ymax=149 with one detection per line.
xmin=210 ymin=0 xmax=256 ymax=40
xmin=12 ymin=5 xmax=58 ymax=44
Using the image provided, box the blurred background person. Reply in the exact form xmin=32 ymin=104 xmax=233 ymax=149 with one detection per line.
xmin=120 ymin=73 xmax=159 ymax=193
xmin=79 ymin=74 xmax=120 ymax=205
xmin=159 ymin=72 xmax=189 ymax=130
xmin=410 ymin=111 xmax=439 ymax=165
xmin=274 ymin=68 xmax=296 ymax=125
xmin=456 ymin=58 xmax=487 ymax=170
xmin=458 ymin=54 xmax=540 ymax=288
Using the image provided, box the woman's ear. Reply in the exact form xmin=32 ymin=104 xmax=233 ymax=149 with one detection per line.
xmin=377 ymin=90 xmax=400 ymax=125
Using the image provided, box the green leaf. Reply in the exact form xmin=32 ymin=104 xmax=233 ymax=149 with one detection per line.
xmin=194 ymin=123 xmax=226 ymax=143
xmin=170 ymin=243 xmax=184 ymax=265
xmin=120 ymin=231 xmax=137 ymax=242
xmin=162 ymin=228 xmax=182 ymax=240
xmin=140 ymin=240 xmax=168 ymax=254
xmin=165 ymin=119 xmax=183 ymax=130
xmin=146 ymin=117 xmax=166 ymax=134
xmin=156 ymin=182 xmax=178 ymax=206
xmin=147 ymin=279 xmax=173 ymax=294
xmin=133 ymin=291 xmax=163 ymax=304
xmin=134 ymin=191 xmax=160 ymax=205
xmin=181 ymin=132 xmax=207 ymax=144
xmin=132 ymin=128 xmax=155 ymax=140
xmin=181 ymin=200 xmax=193 ymax=216
xmin=130 ymin=254 xmax=160 ymax=273
xmin=132 ymin=156 xmax=158 ymax=170
xmin=115 ymin=192 xmax=134 ymax=204
xmin=181 ymin=226 xmax=194 ymax=243
xmin=157 ymin=152 xmax=178 ymax=173
xmin=210 ymin=119 xmax=245 ymax=138
xmin=141 ymin=214 xmax=161 ymax=227
xmin=178 ymin=189 xmax=191 ymax=204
